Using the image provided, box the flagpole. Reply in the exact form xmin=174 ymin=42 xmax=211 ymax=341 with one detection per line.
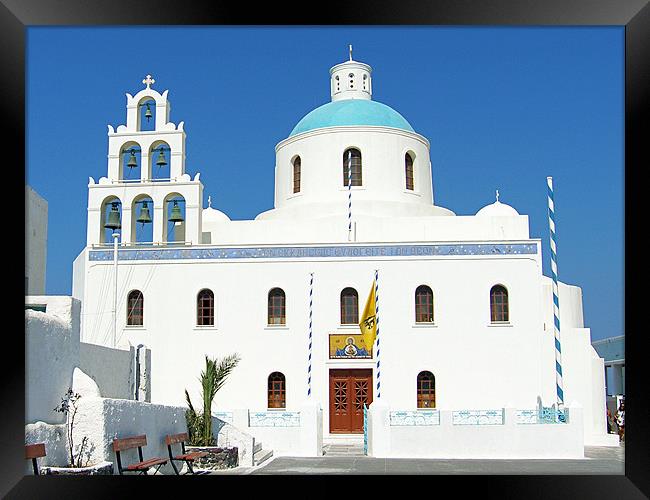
xmin=547 ymin=177 xmax=564 ymax=412
xmin=307 ymin=272 xmax=314 ymax=397
xmin=347 ymin=150 xmax=352 ymax=241
xmin=374 ymin=269 xmax=380 ymax=398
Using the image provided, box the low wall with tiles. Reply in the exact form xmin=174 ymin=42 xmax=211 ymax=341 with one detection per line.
xmin=222 ymin=403 xmax=323 ymax=457
xmin=367 ymin=403 xmax=584 ymax=459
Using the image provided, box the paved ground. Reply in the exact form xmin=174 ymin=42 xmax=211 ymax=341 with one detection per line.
xmin=222 ymin=443 xmax=624 ymax=475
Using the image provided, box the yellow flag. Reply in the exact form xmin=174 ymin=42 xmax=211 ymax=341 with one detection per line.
xmin=359 ymin=280 xmax=377 ymax=349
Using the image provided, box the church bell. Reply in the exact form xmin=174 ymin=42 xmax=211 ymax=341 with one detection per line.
xmin=127 ymin=150 xmax=138 ymax=169
xmin=156 ymin=148 xmax=167 ymax=167
xmin=145 ymin=102 xmax=153 ymax=122
xmin=104 ymin=202 xmax=121 ymax=230
xmin=136 ymin=201 xmax=152 ymax=225
xmin=168 ymin=200 xmax=184 ymax=223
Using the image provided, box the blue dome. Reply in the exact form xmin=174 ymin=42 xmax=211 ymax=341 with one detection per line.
xmin=289 ymin=99 xmax=415 ymax=137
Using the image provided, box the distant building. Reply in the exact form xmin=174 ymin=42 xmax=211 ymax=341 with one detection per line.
xmin=592 ymin=335 xmax=624 ymax=396
xmin=25 ymin=185 xmax=48 ymax=295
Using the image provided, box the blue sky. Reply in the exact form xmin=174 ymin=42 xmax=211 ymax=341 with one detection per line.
xmin=26 ymin=27 xmax=623 ymax=341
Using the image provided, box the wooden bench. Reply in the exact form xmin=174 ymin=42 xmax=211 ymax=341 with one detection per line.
xmin=112 ymin=435 xmax=168 ymax=475
xmin=165 ymin=433 xmax=208 ymax=475
xmin=25 ymin=443 xmax=46 ymax=475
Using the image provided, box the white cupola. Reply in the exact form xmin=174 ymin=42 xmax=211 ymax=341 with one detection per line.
xmin=330 ymin=45 xmax=372 ymax=102
xmin=476 ymin=191 xmax=520 ymax=217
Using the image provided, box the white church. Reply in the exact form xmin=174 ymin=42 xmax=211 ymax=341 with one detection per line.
xmin=71 ymin=51 xmax=616 ymax=458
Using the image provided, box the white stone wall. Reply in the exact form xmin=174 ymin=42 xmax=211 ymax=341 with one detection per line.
xmin=25 ymin=422 xmax=68 ymax=473
xmin=368 ymin=403 xmax=584 ymax=459
xmin=74 ymin=396 xmax=187 ymax=474
xmin=25 ymin=186 xmax=48 ymax=295
xmin=228 ymin=404 xmax=323 ymax=458
xmin=539 ymin=278 xmax=616 ymax=445
xmin=25 ymin=297 xmax=81 ymax=425
xmin=79 ymin=342 xmax=136 ymax=400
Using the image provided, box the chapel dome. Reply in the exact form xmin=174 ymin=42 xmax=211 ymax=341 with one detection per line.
xmin=289 ymin=99 xmax=415 ymax=137
xmin=476 ymin=200 xmax=519 ymax=217
xmin=202 ymin=206 xmax=230 ymax=223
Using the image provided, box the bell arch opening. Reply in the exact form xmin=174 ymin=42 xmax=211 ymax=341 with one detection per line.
xmin=100 ymin=195 xmax=122 ymax=244
xmin=137 ymin=97 xmax=156 ymax=132
xmin=131 ymin=194 xmax=154 ymax=245
xmin=163 ymin=192 xmax=186 ymax=244
xmin=148 ymin=140 xmax=171 ymax=180
xmin=119 ymin=141 xmax=142 ymax=181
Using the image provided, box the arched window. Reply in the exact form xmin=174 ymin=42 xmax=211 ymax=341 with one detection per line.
xmin=340 ymin=287 xmax=359 ymax=324
xmin=490 ymin=285 xmax=509 ymax=322
xmin=127 ymin=290 xmax=144 ymax=326
xmin=343 ymin=148 xmax=362 ymax=187
xmin=268 ymin=372 xmax=286 ymax=409
xmin=292 ymin=156 xmax=301 ymax=194
xmin=405 ymin=153 xmax=414 ymax=190
xmin=197 ymin=289 xmax=214 ymax=326
xmin=417 ymin=371 xmax=436 ymax=408
xmin=415 ymin=285 xmax=434 ymax=323
xmin=268 ymin=288 xmax=286 ymax=326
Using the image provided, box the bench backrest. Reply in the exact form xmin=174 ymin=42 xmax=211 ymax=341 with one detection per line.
xmin=165 ymin=433 xmax=189 ymax=446
xmin=25 ymin=443 xmax=46 ymax=459
xmin=113 ymin=435 xmax=147 ymax=452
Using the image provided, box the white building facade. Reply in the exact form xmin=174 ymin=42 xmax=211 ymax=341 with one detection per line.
xmin=72 ymin=56 xmax=615 ymax=454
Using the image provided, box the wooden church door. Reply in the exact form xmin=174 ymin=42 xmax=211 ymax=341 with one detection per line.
xmin=329 ymin=369 xmax=373 ymax=433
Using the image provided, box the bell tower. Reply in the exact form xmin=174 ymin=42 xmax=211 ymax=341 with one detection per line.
xmin=86 ymin=75 xmax=203 ymax=247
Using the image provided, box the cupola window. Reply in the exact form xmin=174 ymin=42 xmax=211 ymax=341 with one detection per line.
xmin=343 ymin=148 xmax=362 ymax=187
xmin=292 ymin=156 xmax=301 ymax=194
xmin=405 ymin=153 xmax=414 ymax=191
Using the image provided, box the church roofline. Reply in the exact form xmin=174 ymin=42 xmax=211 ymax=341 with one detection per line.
xmin=275 ymin=125 xmax=430 ymax=152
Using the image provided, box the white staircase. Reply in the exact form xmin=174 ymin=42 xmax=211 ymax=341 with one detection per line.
xmin=253 ymin=440 xmax=273 ymax=466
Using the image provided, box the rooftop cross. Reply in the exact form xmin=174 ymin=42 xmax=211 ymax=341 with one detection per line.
xmin=208 ymin=195 xmax=212 ymax=208
xmin=142 ymin=74 xmax=155 ymax=88
xmin=496 ymin=189 xmax=500 ymax=202
xmin=349 ymin=44 xmax=353 ymax=61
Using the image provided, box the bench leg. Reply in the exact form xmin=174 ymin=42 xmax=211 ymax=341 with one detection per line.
xmin=170 ymin=459 xmax=180 ymax=475
xmin=186 ymin=460 xmax=195 ymax=475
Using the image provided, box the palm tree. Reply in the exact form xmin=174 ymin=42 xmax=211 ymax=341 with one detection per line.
xmin=185 ymin=353 xmax=240 ymax=446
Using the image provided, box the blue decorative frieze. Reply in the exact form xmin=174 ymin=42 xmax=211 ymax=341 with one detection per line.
xmin=452 ymin=409 xmax=504 ymax=425
xmin=390 ymin=410 xmax=440 ymax=426
xmin=89 ymin=243 xmax=538 ymax=262
xmin=249 ymin=411 xmax=301 ymax=427
xmin=515 ymin=410 xmax=538 ymax=424
xmin=213 ymin=411 xmax=233 ymax=424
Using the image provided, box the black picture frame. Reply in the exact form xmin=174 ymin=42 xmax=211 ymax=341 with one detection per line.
xmin=5 ymin=0 xmax=646 ymax=497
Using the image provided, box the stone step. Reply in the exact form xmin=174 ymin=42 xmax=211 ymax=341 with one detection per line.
xmin=253 ymin=441 xmax=262 ymax=454
xmin=253 ymin=448 xmax=273 ymax=466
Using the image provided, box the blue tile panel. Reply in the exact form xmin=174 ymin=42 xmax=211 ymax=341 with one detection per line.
xmin=249 ymin=411 xmax=301 ymax=427
xmin=389 ymin=410 xmax=440 ymax=426
xmin=89 ymin=243 xmax=538 ymax=262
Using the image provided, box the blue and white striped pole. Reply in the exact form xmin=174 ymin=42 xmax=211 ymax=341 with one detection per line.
xmin=374 ymin=269 xmax=381 ymax=398
xmin=547 ymin=177 xmax=564 ymax=410
xmin=307 ymin=272 xmax=313 ymax=397
xmin=347 ymin=150 xmax=352 ymax=241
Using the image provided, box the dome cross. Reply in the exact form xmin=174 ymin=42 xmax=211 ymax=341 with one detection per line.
xmin=142 ymin=74 xmax=155 ymax=88
xmin=349 ymin=44 xmax=353 ymax=61
xmin=496 ymin=189 xmax=500 ymax=202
